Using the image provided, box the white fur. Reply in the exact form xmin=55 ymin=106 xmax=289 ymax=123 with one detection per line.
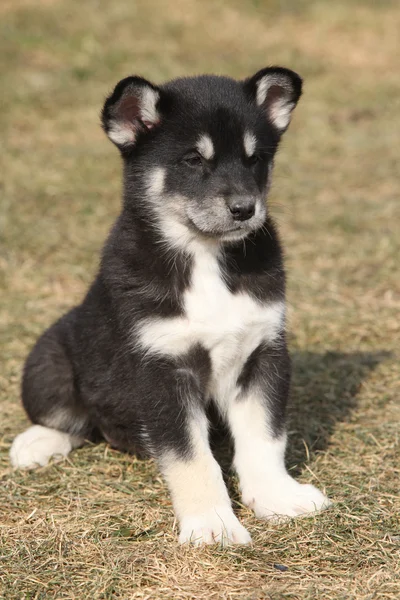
xmin=136 ymin=245 xmax=285 ymax=413
xmin=9 ymin=425 xmax=83 ymax=469
xmin=178 ymin=506 xmax=251 ymax=546
xmin=196 ymin=134 xmax=214 ymax=160
xmin=147 ymin=167 xmax=166 ymax=197
xmin=139 ymin=424 xmax=154 ymax=454
xmin=42 ymin=407 xmax=87 ymax=435
xmin=270 ymin=101 xmax=295 ymax=131
xmin=108 ymin=122 xmax=136 ymax=146
xmin=228 ymin=395 xmax=331 ymax=518
xmin=154 ymin=211 xmax=197 ymax=252
xmin=256 ymin=75 xmax=294 ymax=131
xmin=140 ymin=87 xmax=160 ymax=124
xmin=243 ymin=131 xmax=257 ymax=157
xmin=161 ymin=414 xmax=251 ymax=545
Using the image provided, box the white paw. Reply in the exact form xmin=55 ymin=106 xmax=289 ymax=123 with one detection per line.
xmin=178 ymin=505 xmax=252 ymax=546
xmin=242 ymin=476 xmax=331 ymax=520
xmin=10 ymin=425 xmax=76 ymax=468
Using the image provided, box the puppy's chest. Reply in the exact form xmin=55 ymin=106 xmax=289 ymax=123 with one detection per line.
xmin=185 ymin=256 xmax=283 ymax=366
xmin=138 ymin=252 xmax=285 ymax=396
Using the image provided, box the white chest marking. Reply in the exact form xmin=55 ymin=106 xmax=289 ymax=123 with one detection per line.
xmin=136 ymin=247 xmax=285 ymax=408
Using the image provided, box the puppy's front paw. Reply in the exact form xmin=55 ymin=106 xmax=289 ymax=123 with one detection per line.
xmin=243 ymin=476 xmax=331 ymax=520
xmin=178 ymin=505 xmax=251 ymax=546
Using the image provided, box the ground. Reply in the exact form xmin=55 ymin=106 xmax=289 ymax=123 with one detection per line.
xmin=0 ymin=0 xmax=399 ymax=598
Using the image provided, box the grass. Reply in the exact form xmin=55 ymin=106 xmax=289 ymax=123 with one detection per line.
xmin=1 ymin=0 xmax=399 ymax=598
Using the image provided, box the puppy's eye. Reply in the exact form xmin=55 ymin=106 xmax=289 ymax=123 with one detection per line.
xmin=183 ymin=152 xmax=203 ymax=168
xmin=247 ymin=154 xmax=262 ymax=167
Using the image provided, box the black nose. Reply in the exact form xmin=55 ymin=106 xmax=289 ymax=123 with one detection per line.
xmin=229 ymin=202 xmax=255 ymax=222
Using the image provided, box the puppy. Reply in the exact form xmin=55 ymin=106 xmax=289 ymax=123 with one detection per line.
xmin=10 ymin=67 xmax=331 ymax=545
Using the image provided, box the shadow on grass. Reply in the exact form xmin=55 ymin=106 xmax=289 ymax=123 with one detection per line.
xmin=286 ymin=350 xmax=391 ymax=474
xmin=211 ymin=350 xmax=390 ymax=494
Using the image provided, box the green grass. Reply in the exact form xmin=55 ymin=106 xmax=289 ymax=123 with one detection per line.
xmin=1 ymin=0 xmax=399 ymax=598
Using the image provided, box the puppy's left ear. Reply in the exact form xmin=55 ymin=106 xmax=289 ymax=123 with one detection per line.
xmin=244 ymin=67 xmax=302 ymax=133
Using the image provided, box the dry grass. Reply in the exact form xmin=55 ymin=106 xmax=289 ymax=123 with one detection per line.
xmin=1 ymin=0 xmax=399 ymax=598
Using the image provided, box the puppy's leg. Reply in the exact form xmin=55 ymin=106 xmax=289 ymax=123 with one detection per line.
xmin=10 ymin=318 xmax=90 ymax=468
xmin=160 ymin=408 xmax=251 ymax=546
xmin=129 ymin=363 xmax=251 ymax=546
xmin=227 ymin=342 xmax=331 ymax=520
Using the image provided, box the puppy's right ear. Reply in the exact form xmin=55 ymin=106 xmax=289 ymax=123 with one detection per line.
xmin=101 ymin=76 xmax=163 ymax=149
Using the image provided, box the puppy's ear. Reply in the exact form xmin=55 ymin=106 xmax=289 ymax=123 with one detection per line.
xmin=244 ymin=67 xmax=302 ymax=133
xmin=102 ymin=76 xmax=162 ymax=149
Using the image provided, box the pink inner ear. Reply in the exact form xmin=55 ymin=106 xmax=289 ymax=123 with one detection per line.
xmin=118 ymin=95 xmax=141 ymax=123
xmin=142 ymin=119 xmax=160 ymax=130
xmin=264 ymin=84 xmax=285 ymax=107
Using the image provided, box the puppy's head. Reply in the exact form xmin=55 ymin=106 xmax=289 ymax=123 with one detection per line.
xmin=102 ymin=68 xmax=302 ymax=245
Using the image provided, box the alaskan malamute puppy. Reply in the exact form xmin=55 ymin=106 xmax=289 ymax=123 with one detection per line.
xmin=10 ymin=67 xmax=331 ymax=545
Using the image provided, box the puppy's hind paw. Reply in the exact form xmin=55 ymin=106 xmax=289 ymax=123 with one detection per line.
xmin=10 ymin=425 xmax=81 ymax=469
